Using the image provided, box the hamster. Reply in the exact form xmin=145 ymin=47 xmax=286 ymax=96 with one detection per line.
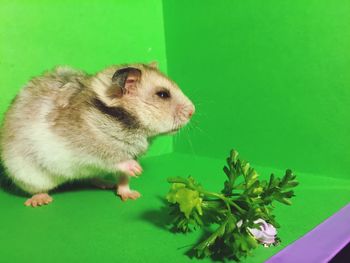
xmin=0 ymin=62 xmax=195 ymax=207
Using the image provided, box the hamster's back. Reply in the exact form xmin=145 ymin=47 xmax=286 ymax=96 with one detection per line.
xmin=2 ymin=66 xmax=86 ymax=139
xmin=0 ymin=67 xmax=88 ymax=182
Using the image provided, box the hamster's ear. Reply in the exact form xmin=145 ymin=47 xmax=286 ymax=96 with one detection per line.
xmin=110 ymin=67 xmax=141 ymax=97
xmin=148 ymin=61 xmax=159 ymax=69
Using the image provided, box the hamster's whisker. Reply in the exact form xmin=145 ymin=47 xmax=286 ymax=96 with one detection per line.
xmin=187 ymin=122 xmax=195 ymax=132
xmin=189 ymin=86 xmax=200 ymax=94
xmin=194 ymin=99 xmax=216 ymax=105
xmin=193 ymin=112 xmax=205 ymax=117
xmin=192 ymin=122 xmax=202 ymax=129
xmin=172 ymin=114 xmax=178 ymax=131
xmin=193 ymin=125 xmax=214 ymax=141
xmin=184 ymin=126 xmax=197 ymax=157
xmin=141 ymin=99 xmax=160 ymax=109
xmin=183 ymin=105 xmax=192 ymax=110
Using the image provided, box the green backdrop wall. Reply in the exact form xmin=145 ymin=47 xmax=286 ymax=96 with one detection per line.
xmin=0 ymin=0 xmax=171 ymax=156
xmin=163 ymin=0 xmax=350 ymax=178
xmin=1 ymin=0 xmax=349 ymax=176
xmin=1 ymin=1 xmax=350 ymax=263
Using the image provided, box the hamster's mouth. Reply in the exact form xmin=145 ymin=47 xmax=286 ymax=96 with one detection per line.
xmin=171 ymin=127 xmax=181 ymax=132
xmin=163 ymin=126 xmax=182 ymax=135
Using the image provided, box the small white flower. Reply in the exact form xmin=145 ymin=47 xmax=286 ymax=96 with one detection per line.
xmin=237 ymin=219 xmax=277 ymax=246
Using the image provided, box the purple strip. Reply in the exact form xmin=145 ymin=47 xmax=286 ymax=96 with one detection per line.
xmin=266 ymin=203 xmax=350 ymax=263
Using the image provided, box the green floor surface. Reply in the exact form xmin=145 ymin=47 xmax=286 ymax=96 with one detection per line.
xmin=1 ymin=153 xmax=350 ymax=263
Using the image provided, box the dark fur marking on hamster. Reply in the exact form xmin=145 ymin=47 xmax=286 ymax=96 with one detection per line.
xmin=92 ymin=98 xmax=140 ymax=129
xmin=10 ymin=94 xmax=19 ymax=105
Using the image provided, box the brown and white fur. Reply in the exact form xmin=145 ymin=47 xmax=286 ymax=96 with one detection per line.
xmin=0 ymin=62 xmax=195 ymax=207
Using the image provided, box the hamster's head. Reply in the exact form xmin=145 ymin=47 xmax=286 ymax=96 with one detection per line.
xmin=92 ymin=63 xmax=195 ymax=136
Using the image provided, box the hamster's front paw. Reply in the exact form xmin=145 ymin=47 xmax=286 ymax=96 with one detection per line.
xmin=24 ymin=193 xmax=53 ymax=207
xmin=117 ymin=184 xmax=141 ymax=201
xmin=116 ymin=160 xmax=143 ymax=177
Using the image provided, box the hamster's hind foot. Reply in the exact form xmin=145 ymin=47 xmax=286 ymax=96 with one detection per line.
xmin=24 ymin=193 xmax=53 ymax=207
xmin=117 ymin=184 xmax=141 ymax=201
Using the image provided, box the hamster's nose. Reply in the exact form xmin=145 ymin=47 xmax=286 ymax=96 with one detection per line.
xmin=188 ymin=105 xmax=195 ymax=118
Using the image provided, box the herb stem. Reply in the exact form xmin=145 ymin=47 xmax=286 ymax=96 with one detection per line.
xmin=201 ymin=190 xmax=245 ymax=214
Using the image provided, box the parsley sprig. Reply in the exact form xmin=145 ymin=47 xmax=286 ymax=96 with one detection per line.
xmin=166 ymin=149 xmax=298 ymax=260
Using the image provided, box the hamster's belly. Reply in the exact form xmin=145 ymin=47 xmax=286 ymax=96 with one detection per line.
xmin=30 ymin=127 xmax=110 ymax=179
xmin=9 ymin=104 xmax=106 ymax=179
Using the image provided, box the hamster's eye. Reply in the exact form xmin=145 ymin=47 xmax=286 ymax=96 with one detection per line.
xmin=156 ymin=90 xmax=171 ymax=99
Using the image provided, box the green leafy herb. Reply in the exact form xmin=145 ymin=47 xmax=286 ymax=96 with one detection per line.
xmin=166 ymin=149 xmax=298 ymax=260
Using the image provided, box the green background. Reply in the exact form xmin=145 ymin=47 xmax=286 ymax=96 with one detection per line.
xmin=163 ymin=0 xmax=350 ymax=178
xmin=0 ymin=0 xmax=172 ymax=156
xmin=1 ymin=1 xmax=349 ymax=262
